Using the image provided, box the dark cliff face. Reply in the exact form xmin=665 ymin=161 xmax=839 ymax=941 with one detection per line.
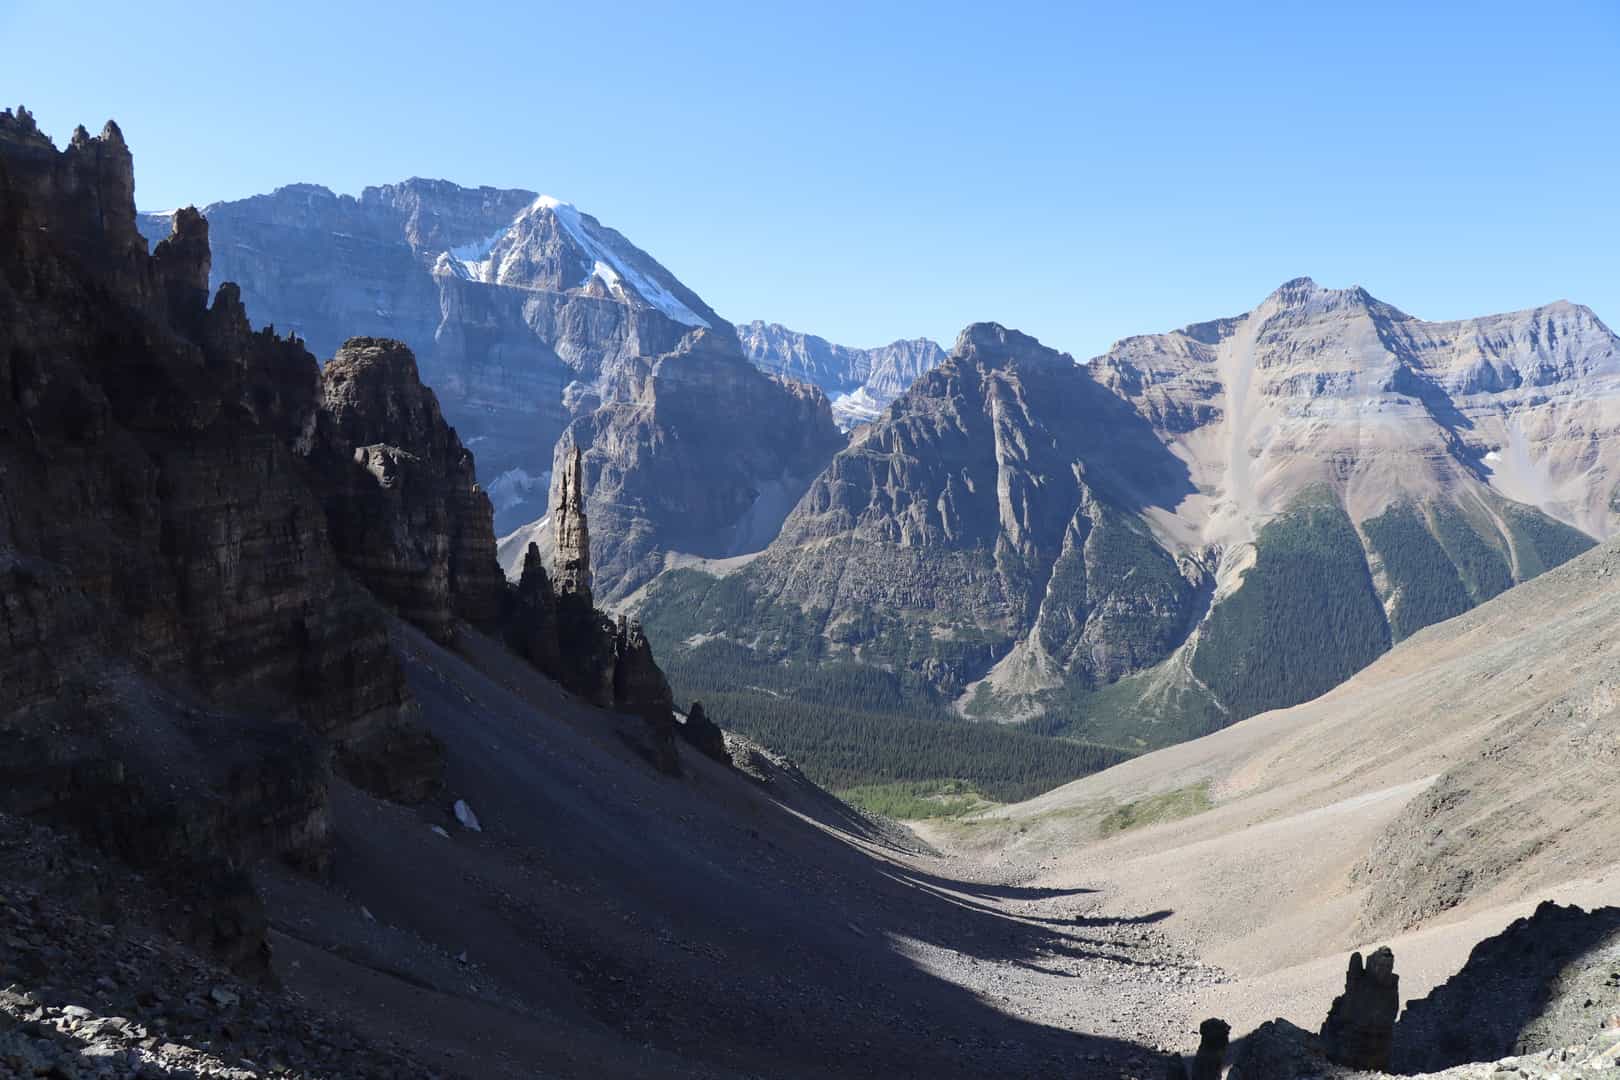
xmin=0 ymin=106 xmax=694 ymax=965
xmin=0 ymin=110 xmax=532 ymax=962
xmin=551 ymin=329 xmax=847 ymax=602
xmin=316 ymin=336 xmax=507 ymax=639
xmin=0 ymin=108 xmax=422 ymax=774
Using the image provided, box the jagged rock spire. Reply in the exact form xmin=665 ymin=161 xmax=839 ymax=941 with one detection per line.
xmin=1192 ymin=1018 xmax=1230 ymax=1080
xmin=1320 ymin=946 xmax=1398 ymax=1070
xmin=554 ymin=446 xmax=592 ymax=604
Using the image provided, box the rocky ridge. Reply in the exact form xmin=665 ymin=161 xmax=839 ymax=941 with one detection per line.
xmin=0 ymin=105 xmax=436 ymax=942
xmin=637 ymin=321 xmax=1214 ymax=734
xmin=735 ymin=320 xmax=945 ymax=428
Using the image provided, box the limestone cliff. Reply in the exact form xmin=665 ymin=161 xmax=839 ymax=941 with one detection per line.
xmin=639 ymin=323 xmax=1205 ymax=712
xmin=643 ymin=286 xmax=1611 ymax=748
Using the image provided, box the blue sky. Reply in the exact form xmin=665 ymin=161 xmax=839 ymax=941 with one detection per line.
xmin=6 ymin=0 xmax=1618 ymax=357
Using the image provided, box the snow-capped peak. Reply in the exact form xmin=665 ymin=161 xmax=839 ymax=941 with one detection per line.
xmin=529 ymin=197 xmax=710 ymax=329
xmin=435 ymin=193 xmax=710 ymax=330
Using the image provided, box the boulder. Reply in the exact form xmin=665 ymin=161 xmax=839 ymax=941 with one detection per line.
xmin=679 ymin=702 xmax=731 ymax=765
xmin=1192 ymin=1017 xmax=1230 ymax=1080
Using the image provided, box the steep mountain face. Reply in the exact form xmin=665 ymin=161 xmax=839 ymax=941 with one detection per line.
xmin=1090 ymin=277 xmax=1612 ymax=729
xmin=0 ymin=109 xmax=453 ymax=965
xmin=138 ymin=181 xmax=732 ymax=530
xmin=315 ymin=336 xmax=508 ymax=641
xmin=537 ymin=329 xmax=846 ymax=602
xmin=638 ymin=325 xmax=1209 ymax=739
xmin=1093 ymin=276 xmax=1620 ymax=553
xmin=756 ymin=323 xmax=1201 ymax=693
xmin=642 ymin=284 xmax=1614 ymax=755
xmin=735 ymin=320 xmax=944 ymax=428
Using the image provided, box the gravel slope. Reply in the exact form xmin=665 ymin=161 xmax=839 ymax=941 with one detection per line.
xmin=918 ymin=539 xmax=1620 ymax=1050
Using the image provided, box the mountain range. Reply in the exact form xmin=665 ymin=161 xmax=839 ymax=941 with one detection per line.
xmin=643 ymin=280 xmax=1615 ymax=763
xmin=137 ymin=175 xmax=1619 ymax=785
xmin=735 ymin=320 xmax=945 ymax=428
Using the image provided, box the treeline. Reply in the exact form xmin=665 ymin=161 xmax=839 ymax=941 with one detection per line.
xmin=1501 ymin=502 xmax=1596 ymax=578
xmin=1363 ymin=502 xmax=1474 ymax=640
xmin=1191 ymin=493 xmax=1390 ymax=721
xmin=644 ymin=569 xmax=1130 ymax=801
xmin=1363 ymin=498 xmax=1593 ymax=642
xmin=694 ymin=688 xmax=1129 ymax=803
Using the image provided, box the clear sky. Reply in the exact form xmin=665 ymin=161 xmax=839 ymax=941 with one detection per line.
xmin=6 ymin=0 xmax=1618 ymax=357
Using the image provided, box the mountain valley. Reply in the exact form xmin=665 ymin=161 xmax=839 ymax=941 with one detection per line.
xmin=5 ymin=97 xmax=1620 ymax=1080
xmin=643 ymin=280 xmax=1615 ymax=790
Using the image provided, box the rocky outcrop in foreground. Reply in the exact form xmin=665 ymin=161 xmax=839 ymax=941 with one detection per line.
xmin=0 ymin=106 xmax=434 ymax=956
xmin=678 ymin=702 xmax=731 ymax=764
xmin=1213 ymin=908 xmax=1620 ymax=1078
xmin=316 ymin=336 xmax=507 ymax=640
xmin=1393 ymin=902 xmax=1620 ymax=1073
xmin=552 ymin=446 xmax=593 ymax=604
xmin=1322 ymin=947 xmax=1400 ymax=1070
xmin=1167 ymin=1017 xmax=1230 ymax=1080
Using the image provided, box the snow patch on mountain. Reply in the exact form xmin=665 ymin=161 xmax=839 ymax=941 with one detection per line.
xmin=487 ymin=467 xmax=549 ymax=516
xmin=735 ymin=321 xmax=945 ymax=431
xmin=429 ymin=196 xmax=711 ymax=329
xmin=830 ymin=387 xmax=886 ymax=427
xmin=444 ymin=226 xmax=509 ymax=281
xmin=531 ymin=196 xmax=710 ymax=329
